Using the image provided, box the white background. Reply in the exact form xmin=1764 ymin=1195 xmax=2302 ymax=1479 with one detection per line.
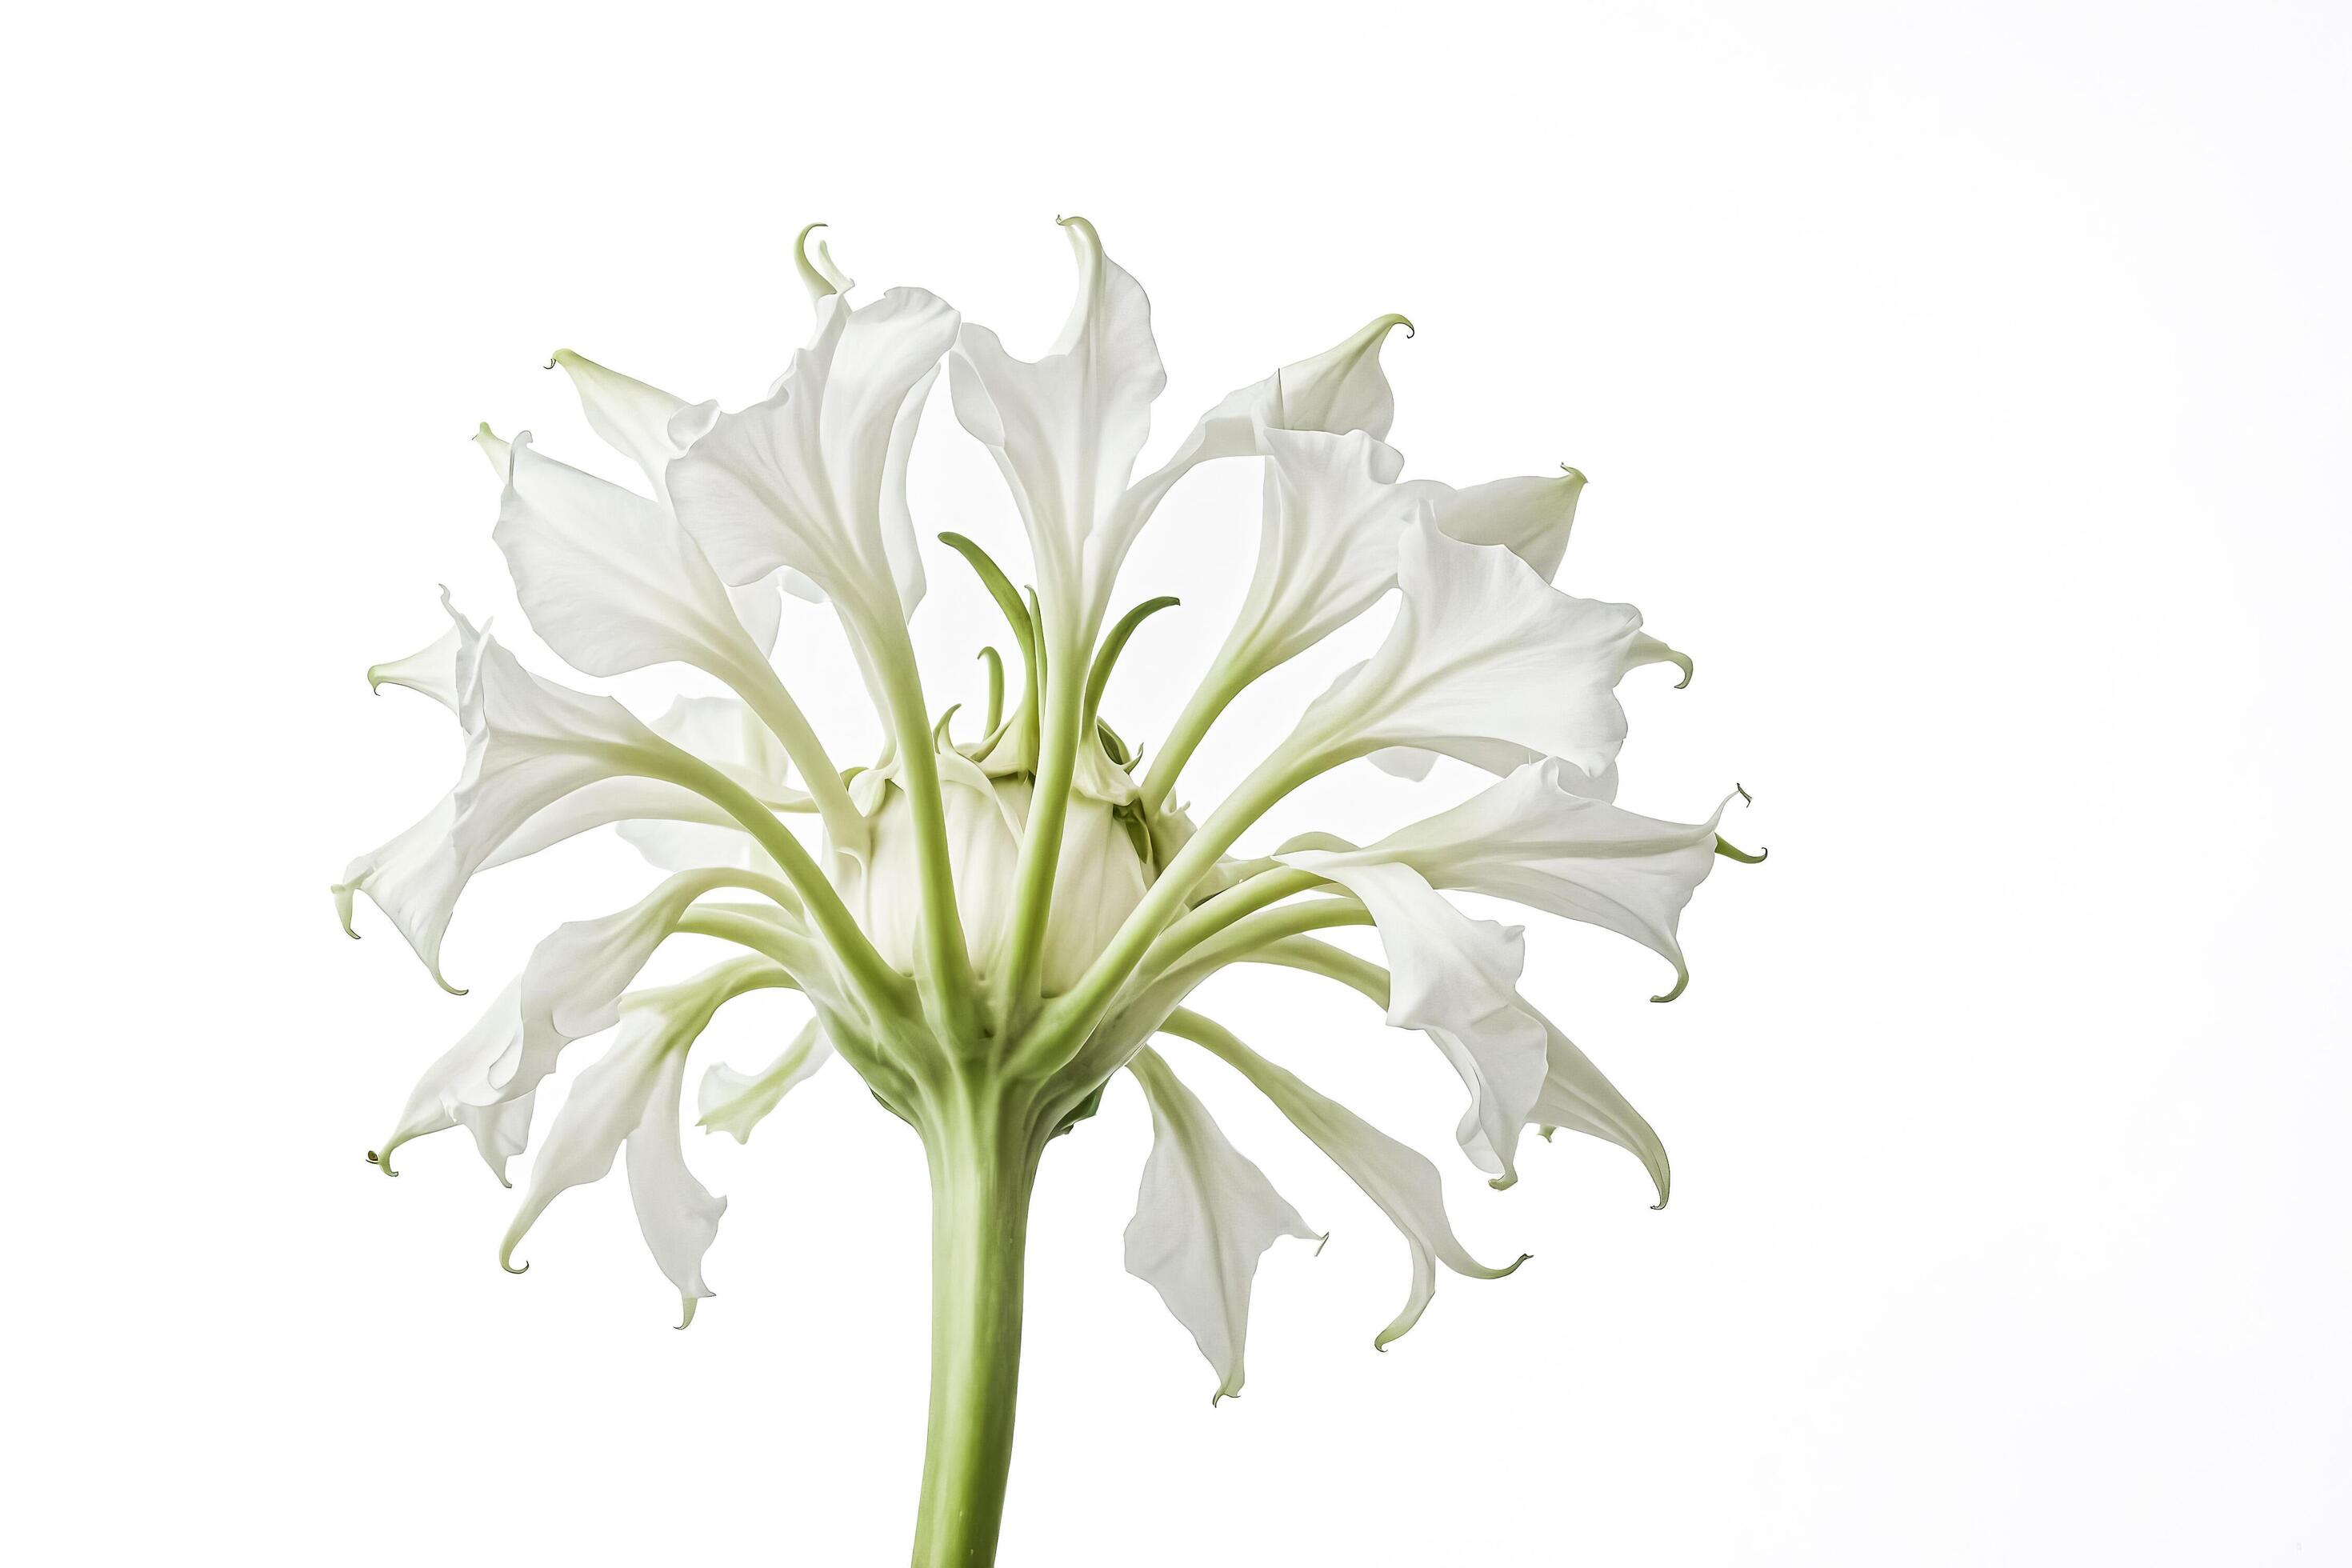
xmin=7 ymin=2 xmax=2346 ymax=1563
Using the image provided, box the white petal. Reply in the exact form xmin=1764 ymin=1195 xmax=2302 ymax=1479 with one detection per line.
xmin=500 ymin=958 xmax=774 ymax=1304
xmin=495 ymin=434 xmax=772 ymax=682
xmin=546 ymin=350 xmax=717 ymax=507
xmin=1366 ymin=746 xmax=1438 ymax=782
xmin=1412 ymin=466 xmax=1586 ymax=582
xmin=481 ymin=867 xmax=773 ymax=1106
xmin=339 ymin=639 xmax=678 ymax=991
xmin=452 ymin=638 xmax=678 ymax=866
xmin=1526 ymin=1012 xmax=1670 ymax=1207
xmin=1213 ymin=427 xmax=1418 ymax=678
xmin=670 ymin=288 xmax=958 ymax=624
xmin=1181 ymin=1016 xmax=1526 ymax=1349
xmin=480 ymin=778 xmax=754 ymax=873
xmin=697 ymin=1020 xmax=834 ymax=1143
xmin=365 ymin=588 xmax=470 ymax=711
xmin=1158 ymin=312 xmax=1411 ymax=475
xmin=334 ymin=793 xmax=468 ymax=991
xmin=1094 ymin=313 xmax=1413 ymax=611
xmin=950 ymin=218 xmax=1163 ymax=594
xmin=1329 ymin=758 xmax=1727 ymax=1000
xmin=627 ymin=1043 xmax=727 ymax=1318
xmin=1124 ymin=1046 xmax=1318 ymax=1402
xmin=370 ymin=980 xmax=538 ymax=1183
xmin=1272 ymin=860 xmax=1547 ymax=1185
xmin=1289 ymin=519 xmax=1641 ymax=779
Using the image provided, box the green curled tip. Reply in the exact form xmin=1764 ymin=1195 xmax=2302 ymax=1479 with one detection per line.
xmin=935 ymin=533 xmax=1037 ymax=661
xmin=1650 ymin=969 xmax=1691 ymax=1004
xmin=1082 ymin=595 xmax=1181 ymax=730
xmin=1735 ymin=782 xmax=1753 ymax=805
xmin=1501 ymin=1252 xmax=1534 ymax=1277
xmin=1312 ymin=1231 xmax=1332 ymax=1258
xmin=793 ymin=222 xmax=835 ymax=300
xmin=1488 ymin=1172 xmax=1518 ymax=1192
xmin=365 ymin=1149 xmax=398 ymax=1178
xmin=498 ymin=1240 xmax=530 ymax=1276
xmin=1715 ymin=835 xmax=1768 ymax=865
xmin=676 ymin=1297 xmax=700 ymax=1330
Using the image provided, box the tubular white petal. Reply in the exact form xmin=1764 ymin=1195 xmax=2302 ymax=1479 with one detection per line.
xmin=1094 ymin=312 xmax=1414 ymax=622
xmin=1411 ymin=466 xmax=1586 ymax=582
xmin=495 ymin=434 xmax=777 ymax=682
xmin=698 ymin=1019 xmax=834 ymax=1143
xmin=1123 ymin=1046 xmax=1319 ymax=1403
xmin=480 ymin=778 xmax=763 ymax=873
xmin=1270 ymin=860 xmax=1547 ymax=1186
xmin=1527 ymin=1012 xmax=1670 ymax=1207
xmin=474 ymin=866 xmax=790 ymax=1108
xmin=472 ymin=422 xmax=510 ymax=476
xmin=1287 ymin=519 xmax=1641 ymax=780
xmin=546 ymin=349 xmax=718 ymax=508
xmin=628 ymin=1044 xmax=728 ymax=1320
xmin=1310 ymin=758 xmax=1728 ymax=999
xmin=1168 ymin=1010 xmax=1526 ymax=1350
xmin=1158 ymin=311 xmax=1411 ymax=476
xmin=370 ymin=980 xmax=536 ymax=1183
xmin=450 ymin=640 xmax=682 ymax=867
xmin=499 ymin=956 xmax=779 ymax=1298
xmin=341 ymin=638 xmax=687 ymax=992
xmin=670 ymin=287 xmax=958 ymax=626
xmin=1215 ymin=427 xmax=1418 ymax=678
xmin=949 ymin=217 xmax=1164 ymax=606
xmin=366 ymin=588 xmax=470 ymax=710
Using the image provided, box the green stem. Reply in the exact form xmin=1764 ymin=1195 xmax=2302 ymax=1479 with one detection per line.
xmin=999 ymin=624 xmax=1084 ymax=1022
xmin=912 ymin=1085 xmax=1043 ymax=1567
xmin=876 ymin=647 xmax=984 ymax=1045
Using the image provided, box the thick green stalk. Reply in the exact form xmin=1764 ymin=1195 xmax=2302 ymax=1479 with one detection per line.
xmin=912 ymin=1082 xmax=1044 ymax=1567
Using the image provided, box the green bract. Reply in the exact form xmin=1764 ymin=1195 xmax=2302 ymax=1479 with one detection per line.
xmin=337 ymin=218 xmax=1757 ymax=1566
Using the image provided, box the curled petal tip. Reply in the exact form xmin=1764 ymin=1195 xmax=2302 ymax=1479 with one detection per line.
xmin=1488 ymin=1173 xmax=1518 ymax=1192
xmin=501 ymin=1257 xmax=529 ymax=1276
xmin=1502 ymin=1252 xmax=1534 ymax=1277
xmin=1650 ymin=970 xmax=1691 ymax=1004
xmin=1735 ymin=782 xmax=1753 ymax=805
xmin=1675 ymin=664 xmax=1694 ymax=690
xmin=1650 ymin=1199 xmax=1668 ymax=1212
xmin=1714 ymin=835 xmax=1768 ymax=865
xmin=676 ymin=1296 xmax=701 ymax=1330
xmin=1313 ymin=1231 xmax=1331 ymax=1258
xmin=366 ymin=1149 xmax=398 ymax=1178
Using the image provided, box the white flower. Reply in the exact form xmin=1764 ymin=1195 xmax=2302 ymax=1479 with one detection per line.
xmin=338 ymin=218 xmax=1755 ymax=1563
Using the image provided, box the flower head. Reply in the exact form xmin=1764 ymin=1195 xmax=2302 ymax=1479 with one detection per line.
xmin=339 ymin=221 xmax=1755 ymax=1507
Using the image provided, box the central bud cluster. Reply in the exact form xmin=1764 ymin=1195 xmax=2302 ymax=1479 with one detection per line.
xmin=844 ymin=768 xmax=1154 ymax=994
